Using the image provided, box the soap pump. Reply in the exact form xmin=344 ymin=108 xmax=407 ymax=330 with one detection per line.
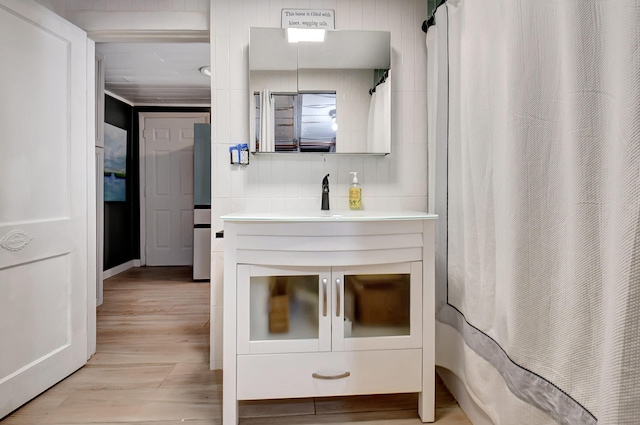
xmin=321 ymin=174 xmax=330 ymax=211
xmin=349 ymin=172 xmax=362 ymax=210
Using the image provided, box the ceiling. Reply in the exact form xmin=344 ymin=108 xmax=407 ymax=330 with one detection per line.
xmin=96 ymin=42 xmax=211 ymax=105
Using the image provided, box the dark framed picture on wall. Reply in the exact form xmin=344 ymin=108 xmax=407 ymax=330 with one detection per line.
xmin=104 ymin=122 xmax=127 ymax=202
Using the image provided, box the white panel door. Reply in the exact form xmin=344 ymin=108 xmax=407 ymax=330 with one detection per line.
xmin=142 ymin=114 xmax=209 ymax=266
xmin=0 ymin=0 xmax=90 ymax=418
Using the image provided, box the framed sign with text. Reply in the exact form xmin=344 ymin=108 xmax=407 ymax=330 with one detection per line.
xmin=281 ymin=9 xmax=335 ymax=30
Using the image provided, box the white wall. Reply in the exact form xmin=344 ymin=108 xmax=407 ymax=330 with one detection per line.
xmin=33 ymin=0 xmax=66 ymax=15
xmin=37 ymin=0 xmax=209 ymax=15
xmin=34 ymin=0 xmax=210 ymax=36
xmin=209 ymin=0 xmax=429 ymax=369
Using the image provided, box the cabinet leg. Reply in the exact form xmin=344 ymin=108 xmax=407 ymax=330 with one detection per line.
xmin=418 ymin=390 xmax=435 ymax=423
xmin=222 ymin=397 xmax=238 ymax=425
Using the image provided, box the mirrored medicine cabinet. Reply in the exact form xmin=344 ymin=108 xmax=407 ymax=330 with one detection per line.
xmin=249 ymin=27 xmax=391 ymax=154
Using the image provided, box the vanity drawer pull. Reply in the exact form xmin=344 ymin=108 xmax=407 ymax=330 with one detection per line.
xmin=312 ymin=371 xmax=351 ymax=380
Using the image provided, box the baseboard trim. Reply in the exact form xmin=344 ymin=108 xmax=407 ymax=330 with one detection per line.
xmin=104 ymin=260 xmax=136 ymax=279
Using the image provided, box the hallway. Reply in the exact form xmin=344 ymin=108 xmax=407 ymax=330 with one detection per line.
xmin=2 ymin=267 xmax=471 ymax=424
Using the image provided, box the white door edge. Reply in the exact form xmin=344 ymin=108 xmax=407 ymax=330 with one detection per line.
xmin=86 ymin=38 xmax=97 ymax=359
xmin=138 ymin=112 xmax=211 ymax=267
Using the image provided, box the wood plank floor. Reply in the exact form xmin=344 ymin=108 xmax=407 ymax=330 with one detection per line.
xmin=1 ymin=266 xmax=472 ymax=425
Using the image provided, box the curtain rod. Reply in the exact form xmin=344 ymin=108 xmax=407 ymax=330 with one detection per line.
xmin=369 ymin=69 xmax=389 ymax=95
xmin=422 ymin=0 xmax=447 ymax=33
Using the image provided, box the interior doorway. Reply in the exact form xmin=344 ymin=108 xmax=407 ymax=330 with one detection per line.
xmin=95 ymin=37 xmax=211 ymax=292
xmin=139 ymin=112 xmax=211 ymax=266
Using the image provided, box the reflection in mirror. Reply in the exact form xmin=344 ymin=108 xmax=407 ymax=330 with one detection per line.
xmin=255 ymin=92 xmax=337 ymax=152
xmin=300 ymin=93 xmax=337 ymax=152
xmin=249 ymin=27 xmax=391 ymax=154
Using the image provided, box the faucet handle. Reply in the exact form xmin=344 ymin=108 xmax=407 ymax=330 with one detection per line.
xmin=322 ymin=173 xmax=330 ymax=188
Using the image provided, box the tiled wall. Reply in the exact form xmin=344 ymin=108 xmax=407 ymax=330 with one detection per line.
xmin=209 ymin=0 xmax=429 ymax=368
xmin=211 ymin=0 xmax=428 ymax=223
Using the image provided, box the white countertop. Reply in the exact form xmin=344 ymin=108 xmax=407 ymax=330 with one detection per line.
xmin=220 ymin=210 xmax=438 ymax=222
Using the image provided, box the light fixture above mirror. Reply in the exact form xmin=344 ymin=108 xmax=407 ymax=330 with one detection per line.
xmin=286 ymin=28 xmax=326 ymax=43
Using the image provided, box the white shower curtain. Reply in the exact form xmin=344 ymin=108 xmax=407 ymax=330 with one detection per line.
xmin=428 ymin=1 xmax=640 ymax=424
xmin=366 ymin=70 xmax=391 ymax=153
xmin=259 ymin=89 xmax=274 ymax=152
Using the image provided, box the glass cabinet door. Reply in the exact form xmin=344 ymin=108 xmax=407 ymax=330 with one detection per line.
xmin=332 ymin=262 xmax=423 ymax=352
xmin=237 ymin=265 xmax=332 ymax=354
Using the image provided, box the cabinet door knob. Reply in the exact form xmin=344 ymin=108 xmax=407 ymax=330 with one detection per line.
xmin=335 ymin=278 xmax=341 ymax=317
xmin=322 ymin=278 xmax=328 ymax=317
xmin=312 ymin=371 xmax=351 ymax=380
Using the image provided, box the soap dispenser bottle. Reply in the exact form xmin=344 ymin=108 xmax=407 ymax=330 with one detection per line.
xmin=349 ymin=172 xmax=362 ymax=210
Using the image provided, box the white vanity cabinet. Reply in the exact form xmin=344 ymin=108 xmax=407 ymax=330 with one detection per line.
xmin=221 ymin=212 xmax=437 ymax=425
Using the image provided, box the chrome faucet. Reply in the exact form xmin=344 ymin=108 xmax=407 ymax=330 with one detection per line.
xmin=321 ymin=174 xmax=330 ymax=210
